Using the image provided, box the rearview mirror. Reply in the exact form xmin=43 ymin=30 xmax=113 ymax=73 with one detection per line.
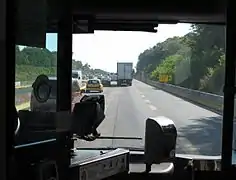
xmin=144 ymin=116 xmax=177 ymax=168
xmin=80 ymin=94 xmax=105 ymax=112
xmin=72 ymin=99 xmax=105 ymax=141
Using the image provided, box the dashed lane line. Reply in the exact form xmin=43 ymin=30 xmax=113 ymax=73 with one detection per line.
xmin=149 ymin=105 xmax=157 ymax=111
xmin=134 ymin=86 xmax=157 ymax=111
xmin=145 ymin=99 xmax=151 ymax=104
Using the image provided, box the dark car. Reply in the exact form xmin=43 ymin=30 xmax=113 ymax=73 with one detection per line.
xmin=101 ymin=77 xmax=111 ymax=87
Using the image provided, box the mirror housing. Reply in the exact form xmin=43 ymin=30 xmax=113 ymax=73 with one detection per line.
xmin=144 ymin=116 xmax=177 ymax=166
xmin=32 ymin=74 xmax=51 ymax=103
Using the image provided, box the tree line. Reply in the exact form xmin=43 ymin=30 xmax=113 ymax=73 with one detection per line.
xmin=136 ymin=24 xmax=225 ymax=95
xmin=15 ymin=46 xmax=108 ymax=82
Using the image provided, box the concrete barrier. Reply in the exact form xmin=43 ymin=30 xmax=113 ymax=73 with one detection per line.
xmin=135 ymin=77 xmax=228 ymax=116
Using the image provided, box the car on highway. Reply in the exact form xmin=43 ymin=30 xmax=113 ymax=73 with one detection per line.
xmin=110 ymin=74 xmax=118 ymax=86
xmin=86 ymin=79 xmax=103 ymax=93
xmin=101 ymin=76 xmax=111 ymax=87
xmin=110 ymin=81 xmax=117 ymax=86
xmin=30 ymin=77 xmax=83 ymax=112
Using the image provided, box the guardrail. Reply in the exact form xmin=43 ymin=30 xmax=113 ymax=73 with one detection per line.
xmin=15 ymin=81 xmax=32 ymax=89
xmin=135 ymin=77 xmax=229 ymax=116
xmin=14 ymin=82 xmax=87 ymax=111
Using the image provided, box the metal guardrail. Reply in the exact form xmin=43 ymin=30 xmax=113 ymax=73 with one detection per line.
xmin=15 ymin=81 xmax=32 ymax=89
xmin=15 ymin=80 xmax=87 ymax=89
xmin=135 ymin=77 xmax=229 ymax=116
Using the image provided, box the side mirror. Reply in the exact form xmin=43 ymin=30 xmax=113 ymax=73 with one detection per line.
xmin=32 ymin=74 xmax=51 ymax=103
xmin=144 ymin=116 xmax=177 ymax=169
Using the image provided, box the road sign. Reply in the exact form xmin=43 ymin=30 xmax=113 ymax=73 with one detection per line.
xmin=159 ymin=74 xmax=169 ymax=83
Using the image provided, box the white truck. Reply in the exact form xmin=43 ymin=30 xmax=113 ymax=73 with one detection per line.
xmin=117 ymin=62 xmax=133 ymax=86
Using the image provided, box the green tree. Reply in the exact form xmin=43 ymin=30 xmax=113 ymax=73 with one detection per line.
xmin=137 ymin=36 xmax=190 ymax=74
xmin=15 ymin=46 xmax=108 ymax=82
xmin=151 ymin=55 xmax=184 ymax=83
xmin=136 ymin=24 xmax=225 ymax=94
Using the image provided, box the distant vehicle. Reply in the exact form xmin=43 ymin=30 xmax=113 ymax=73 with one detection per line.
xmin=117 ymin=62 xmax=133 ymax=86
xmin=72 ymin=70 xmax=83 ymax=87
xmin=72 ymin=70 xmax=82 ymax=79
xmin=101 ymin=76 xmax=111 ymax=87
xmin=86 ymin=79 xmax=103 ymax=93
xmin=30 ymin=77 xmax=82 ymax=112
xmin=110 ymin=73 xmax=118 ymax=81
xmin=110 ymin=80 xmax=117 ymax=86
xmin=110 ymin=74 xmax=118 ymax=86
xmin=88 ymin=75 xmax=94 ymax=79
xmin=97 ymin=76 xmax=102 ymax=80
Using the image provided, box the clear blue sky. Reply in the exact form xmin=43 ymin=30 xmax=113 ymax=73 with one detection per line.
xmin=46 ymin=23 xmax=191 ymax=72
xmin=46 ymin=33 xmax=57 ymax=51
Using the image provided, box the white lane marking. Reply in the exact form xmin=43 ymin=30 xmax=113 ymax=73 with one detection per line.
xmin=145 ymin=99 xmax=151 ymax=104
xmin=135 ymin=89 xmax=141 ymax=94
xmin=141 ymin=95 xmax=145 ymax=98
xmin=149 ymin=105 xmax=157 ymax=111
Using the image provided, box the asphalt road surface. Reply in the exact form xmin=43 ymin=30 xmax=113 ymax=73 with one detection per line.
xmin=75 ymin=79 xmax=230 ymax=156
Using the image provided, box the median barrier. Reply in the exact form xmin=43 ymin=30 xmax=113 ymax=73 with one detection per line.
xmin=135 ymin=77 xmax=230 ymax=116
xmin=15 ymin=85 xmax=31 ymax=89
xmin=15 ymin=81 xmax=32 ymax=89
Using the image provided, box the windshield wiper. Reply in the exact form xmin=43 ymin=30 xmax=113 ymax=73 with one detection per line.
xmin=76 ymin=146 xmax=144 ymax=151
xmin=96 ymin=136 xmax=142 ymax=140
xmin=74 ymin=135 xmax=142 ymax=141
xmin=112 ymin=146 xmax=144 ymax=151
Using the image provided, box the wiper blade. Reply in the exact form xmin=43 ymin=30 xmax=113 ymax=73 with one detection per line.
xmin=108 ymin=146 xmax=145 ymax=151
xmin=96 ymin=136 xmax=142 ymax=140
xmin=76 ymin=146 xmax=144 ymax=151
xmin=176 ymin=154 xmax=221 ymax=160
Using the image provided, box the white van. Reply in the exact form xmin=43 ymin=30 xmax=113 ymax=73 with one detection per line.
xmin=72 ymin=70 xmax=83 ymax=87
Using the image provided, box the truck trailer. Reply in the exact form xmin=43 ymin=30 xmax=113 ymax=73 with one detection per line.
xmin=117 ymin=62 xmax=133 ymax=86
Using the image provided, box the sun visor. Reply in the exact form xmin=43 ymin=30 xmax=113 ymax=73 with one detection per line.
xmin=16 ymin=0 xmax=47 ymax=48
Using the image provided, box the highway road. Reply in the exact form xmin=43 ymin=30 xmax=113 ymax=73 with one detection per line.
xmin=75 ymin=79 xmax=227 ymax=156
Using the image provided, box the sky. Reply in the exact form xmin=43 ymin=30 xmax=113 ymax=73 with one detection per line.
xmin=46 ymin=23 xmax=191 ymax=72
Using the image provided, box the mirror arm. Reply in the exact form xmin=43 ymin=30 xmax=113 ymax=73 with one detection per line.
xmin=145 ymin=163 xmax=151 ymax=173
